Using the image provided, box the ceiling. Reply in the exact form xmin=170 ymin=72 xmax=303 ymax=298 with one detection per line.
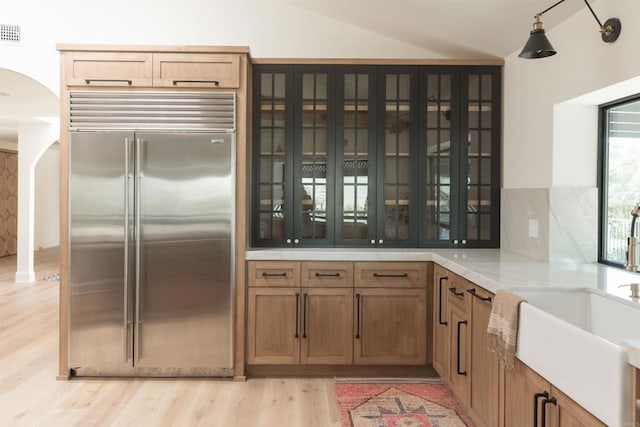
xmin=284 ymin=0 xmax=587 ymax=58
xmin=0 ymin=0 xmax=595 ymax=146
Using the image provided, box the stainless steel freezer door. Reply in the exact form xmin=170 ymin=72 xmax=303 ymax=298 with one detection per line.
xmin=69 ymin=131 xmax=134 ymax=369
xmin=135 ymin=133 xmax=233 ymax=369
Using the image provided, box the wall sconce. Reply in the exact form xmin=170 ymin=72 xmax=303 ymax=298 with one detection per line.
xmin=519 ymin=0 xmax=621 ymax=59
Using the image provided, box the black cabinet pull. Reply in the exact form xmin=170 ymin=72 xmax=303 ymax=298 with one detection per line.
xmin=533 ymin=391 xmax=548 ymax=427
xmin=302 ymin=293 xmax=308 ymax=338
xmin=262 ymin=272 xmax=287 ymax=277
xmin=355 ymin=293 xmax=361 ymax=339
xmin=172 ymin=79 xmax=220 ymax=86
xmin=315 ymin=272 xmax=340 ymax=277
xmin=466 ymin=288 xmax=492 ymax=302
xmin=84 ymin=78 xmax=132 ymax=85
xmin=373 ymin=272 xmax=408 ymax=278
xmin=541 ymin=396 xmax=557 ymax=427
xmin=456 ymin=320 xmax=467 ymax=376
xmin=294 ymin=293 xmax=300 ymax=338
xmin=438 ymin=276 xmax=448 ymax=326
xmin=449 ymin=286 xmax=465 ymax=297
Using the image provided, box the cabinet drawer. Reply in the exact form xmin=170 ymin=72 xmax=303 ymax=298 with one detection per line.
xmin=301 ymin=262 xmax=353 ymax=287
xmin=354 ymin=262 xmax=427 ymax=288
xmin=248 ymin=261 xmax=300 ymax=287
xmin=63 ymin=52 xmax=153 ymax=87
xmin=447 ymin=274 xmax=469 ymax=309
xmin=153 ymin=53 xmax=240 ymax=88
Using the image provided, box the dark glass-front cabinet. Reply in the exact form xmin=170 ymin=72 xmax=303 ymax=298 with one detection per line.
xmin=252 ymin=64 xmax=500 ymax=248
xmin=419 ymin=67 xmax=500 ymax=248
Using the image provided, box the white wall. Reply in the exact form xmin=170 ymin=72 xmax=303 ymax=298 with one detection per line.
xmin=34 ymin=142 xmax=59 ymax=250
xmin=503 ymin=0 xmax=640 ymax=189
xmin=0 ymin=0 xmax=442 ymax=97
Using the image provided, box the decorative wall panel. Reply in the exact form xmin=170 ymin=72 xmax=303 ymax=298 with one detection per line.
xmin=0 ymin=150 xmax=18 ymax=257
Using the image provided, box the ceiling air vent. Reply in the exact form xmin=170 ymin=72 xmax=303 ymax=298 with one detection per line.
xmin=0 ymin=24 xmax=21 ymax=45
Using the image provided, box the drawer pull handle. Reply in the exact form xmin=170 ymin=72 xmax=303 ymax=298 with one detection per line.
xmin=315 ymin=272 xmax=340 ymax=277
xmin=262 ymin=272 xmax=287 ymax=277
xmin=449 ymin=286 xmax=464 ymax=297
xmin=466 ymin=288 xmax=492 ymax=302
xmin=173 ymin=79 xmax=220 ymax=86
xmin=373 ymin=273 xmax=408 ymax=278
xmin=85 ymin=79 xmax=132 ymax=85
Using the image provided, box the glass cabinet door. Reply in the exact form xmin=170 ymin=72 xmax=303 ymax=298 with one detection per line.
xmin=378 ymin=68 xmax=418 ymax=247
xmin=336 ymin=67 xmax=376 ymax=246
xmin=293 ymin=68 xmax=334 ymax=246
xmin=253 ymin=67 xmax=293 ymax=246
xmin=460 ymin=68 xmax=500 ymax=247
xmin=419 ymin=68 xmax=460 ymax=247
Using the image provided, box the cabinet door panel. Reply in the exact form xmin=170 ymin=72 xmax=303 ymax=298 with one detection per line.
xmin=504 ymin=359 xmax=549 ymax=427
xmin=469 ymin=286 xmax=499 ymax=427
xmin=64 ymin=52 xmax=153 ymax=87
xmin=447 ymin=302 xmax=470 ymax=404
xmin=354 ymin=288 xmax=426 ymax=364
xmin=301 ymin=288 xmax=353 ymax=364
xmin=551 ymin=386 xmax=606 ymax=427
xmin=247 ymin=288 xmax=300 ymax=364
xmin=377 ymin=69 xmax=418 ymax=247
xmin=458 ymin=68 xmax=500 ymax=248
xmin=153 ymin=53 xmax=240 ymax=88
xmin=432 ymin=265 xmax=449 ymax=378
xmin=335 ymin=67 xmax=377 ymax=247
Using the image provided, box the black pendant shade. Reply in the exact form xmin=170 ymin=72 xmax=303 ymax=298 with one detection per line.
xmin=518 ymin=28 xmax=557 ymax=59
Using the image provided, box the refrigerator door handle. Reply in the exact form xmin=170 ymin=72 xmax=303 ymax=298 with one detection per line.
xmin=124 ymin=137 xmax=130 ymax=363
xmin=134 ymin=137 xmax=142 ymax=364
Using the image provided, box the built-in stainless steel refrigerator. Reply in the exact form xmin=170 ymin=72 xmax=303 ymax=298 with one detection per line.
xmin=69 ymin=126 xmax=234 ymax=376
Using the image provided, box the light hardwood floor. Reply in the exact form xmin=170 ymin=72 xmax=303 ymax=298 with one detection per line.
xmin=0 ymin=248 xmax=340 ymax=427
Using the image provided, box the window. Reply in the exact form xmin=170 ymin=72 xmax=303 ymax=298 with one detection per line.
xmin=599 ymin=96 xmax=640 ymax=266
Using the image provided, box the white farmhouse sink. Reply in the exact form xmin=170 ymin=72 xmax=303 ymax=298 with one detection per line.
xmin=513 ymin=288 xmax=640 ymax=427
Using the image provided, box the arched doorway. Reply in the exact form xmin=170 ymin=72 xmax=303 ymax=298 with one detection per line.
xmin=0 ymin=68 xmax=59 ymax=282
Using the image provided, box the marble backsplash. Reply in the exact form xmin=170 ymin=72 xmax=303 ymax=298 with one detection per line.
xmin=501 ymin=187 xmax=598 ymax=263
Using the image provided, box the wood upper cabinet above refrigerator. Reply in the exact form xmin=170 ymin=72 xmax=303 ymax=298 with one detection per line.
xmin=62 ymin=50 xmax=242 ymax=89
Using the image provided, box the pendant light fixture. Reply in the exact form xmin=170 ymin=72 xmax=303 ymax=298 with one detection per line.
xmin=519 ymin=0 xmax=622 ymax=59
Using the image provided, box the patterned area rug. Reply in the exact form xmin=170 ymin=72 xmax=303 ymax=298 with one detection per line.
xmin=335 ymin=382 xmax=475 ymax=427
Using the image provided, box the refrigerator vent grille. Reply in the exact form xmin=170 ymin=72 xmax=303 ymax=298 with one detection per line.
xmin=69 ymin=91 xmax=235 ymax=131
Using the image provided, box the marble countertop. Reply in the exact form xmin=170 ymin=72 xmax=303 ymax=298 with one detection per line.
xmin=246 ymin=248 xmax=640 ymax=303
xmin=247 ymin=247 xmax=640 ymax=370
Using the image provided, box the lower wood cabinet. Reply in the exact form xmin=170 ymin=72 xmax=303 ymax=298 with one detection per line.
xmin=432 ymin=265 xmax=450 ymax=378
xmin=247 ymin=287 xmax=353 ymax=365
xmin=468 ymin=285 xmax=499 ymax=427
xmin=354 ymin=288 xmax=427 ymax=365
xmin=247 ymin=287 xmax=300 ymax=364
xmin=247 ymin=260 xmax=428 ymax=367
xmin=504 ymin=358 xmax=606 ymax=427
xmin=301 ymin=288 xmax=353 ymax=365
xmin=438 ymin=269 xmax=498 ymax=427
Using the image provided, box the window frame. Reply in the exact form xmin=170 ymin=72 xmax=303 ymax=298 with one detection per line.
xmin=597 ymin=93 xmax=640 ymax=268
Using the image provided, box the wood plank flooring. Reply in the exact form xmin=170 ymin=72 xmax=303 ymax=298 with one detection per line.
xmin=0 ymin=248 xmax=340 ymax=426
